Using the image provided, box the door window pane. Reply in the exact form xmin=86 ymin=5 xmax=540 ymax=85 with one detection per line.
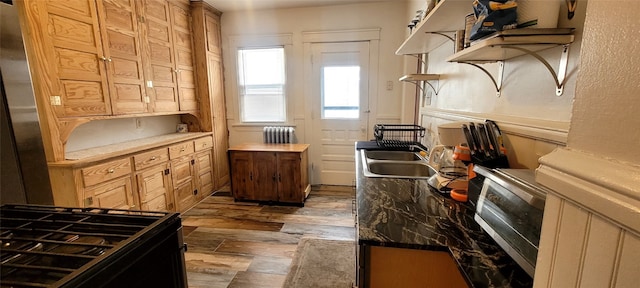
xmin=322 ymin=66 xmax=359 ymax=119
xmin=238 ymin=48 xmax=286 ymax=122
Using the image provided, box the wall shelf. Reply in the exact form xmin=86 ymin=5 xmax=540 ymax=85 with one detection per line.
xmin=400 ymin=74 xmax=440 ymax=96
xmin=396 ymin=0 xmax=472 ymax=55
xmin=446 ymin=31 xmax=574 ymax=97
xmin=446 ymin=34 xmax=575 ymax=63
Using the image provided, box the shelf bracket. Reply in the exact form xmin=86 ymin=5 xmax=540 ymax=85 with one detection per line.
xmin=406 ymin=54 xmax=427 ymax=66
xmin=500 ymin=44 xmax=570 ymax=96
xmin=404 ymin=80 xmax=439 ymax=97
xmin=427 ymin=31 xmax=455 ymax=43
xmin=460 ymin=61 xmax=504 ymax=97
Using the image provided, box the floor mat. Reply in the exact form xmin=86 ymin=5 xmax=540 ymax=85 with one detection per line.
xmin=283 ymin=238 xmax=355 ymax=288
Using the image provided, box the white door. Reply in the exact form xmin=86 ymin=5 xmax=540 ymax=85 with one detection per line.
xmin=310 ymin=41 xmax=370 ymax=185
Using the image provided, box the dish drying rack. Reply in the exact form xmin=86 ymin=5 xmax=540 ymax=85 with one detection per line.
xmin=374 ymin=124 xmax=425 ymax=148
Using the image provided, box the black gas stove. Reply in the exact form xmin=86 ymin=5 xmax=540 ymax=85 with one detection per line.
xmin=0 ymin=204 xmax=187 ymax=288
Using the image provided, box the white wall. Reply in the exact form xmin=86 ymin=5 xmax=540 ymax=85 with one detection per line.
xmin=405 ymin=0 xmax=587 ymax=169
xmin=567 ymin=1 xmax=640 ymax=165
xmin=65 ymin=115 xmax=181 ymax=153
xmin=534 ymin=2 xmax=640 ymax=285
xmin=219 ymin=1 xmax=408 ymax=147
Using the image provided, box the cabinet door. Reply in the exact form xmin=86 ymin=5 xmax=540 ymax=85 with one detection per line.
xmin=95 ymin=0 xmax=147 ymax=114
xmin=209 ymin=57 xmax=230 ymax=187
xmin=253 ymin=152 xmax=278 ymax=201
xmin=141 ymin=0 xmax=179 ymax=112
xmin=195 ymin=150 xmax=214 ymax=200
xmin=170 ymin=1 xmax=197 ymax=111
xmin=204 ymin=13 xmax=221 ymax=56
xmin=34 ymin=0 xmax=112 ymax=117
xmin=171 ymin=156 xmax=196 ymax=211
xmin=230 ymin=151 xmax=254 ymax=200
xmin=277 ymin=152 xmax=303 ymax=203
xmin=136 ymin=163 xmax=174 ymax=211
xmin=84 ymin=176 xmax=135 ymax=209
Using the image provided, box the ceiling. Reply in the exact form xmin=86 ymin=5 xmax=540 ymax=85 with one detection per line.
xmin=203 ymin=0 xmax=396 ymax=12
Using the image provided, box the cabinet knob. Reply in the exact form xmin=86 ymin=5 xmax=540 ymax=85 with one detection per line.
xmin=180 ymin=148 xmax=185 ymax=152
xmin=108 ymin=168 xmax=115 ymax=173
xmin=150 ymin=156 xmax=157 ymax=160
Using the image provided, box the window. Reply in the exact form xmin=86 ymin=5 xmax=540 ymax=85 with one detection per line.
xmin=322 ymin=66 xmax=360 ymax=119
xmin=237 ymin=47 xmax=286 ymax=122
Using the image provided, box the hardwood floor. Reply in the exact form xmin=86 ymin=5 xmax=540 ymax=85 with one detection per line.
xmin=182 ymin=185 xmax=356 ymax=288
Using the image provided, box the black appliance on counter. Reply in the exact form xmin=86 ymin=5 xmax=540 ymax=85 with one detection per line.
xmin=0 ymin=204 xmax=188 ymax=287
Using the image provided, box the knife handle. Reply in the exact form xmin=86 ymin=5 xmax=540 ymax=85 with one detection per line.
xmin=461 ymin=124 xmax=476 ymax=155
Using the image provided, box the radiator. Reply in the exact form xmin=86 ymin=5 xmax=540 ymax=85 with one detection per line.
xmin=263 ymin=126 xmax=295 ymax=144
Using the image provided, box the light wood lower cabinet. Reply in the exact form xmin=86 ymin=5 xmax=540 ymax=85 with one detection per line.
xmin=194 ymin=150 xmax=214 ymax=201
xmin=84 ymin=176 xmax=136 ymax=210
xmin=360 ymin=245 xmax=469 ymax=288
xmin=229 ymin=144 xmax=310 ymax=205
xmin=48 ymin=135 xmax=216 ymax=212
xmin=135 ymin=163 xmax=174 ymax=211
xmin=171 ymin=155 xmax=197 ymax=212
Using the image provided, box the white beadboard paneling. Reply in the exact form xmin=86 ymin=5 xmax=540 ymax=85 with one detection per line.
xmin=580 ymin=215 xmax=621 ymax=288
xmin=549 ymin=202 xmax=589 ymax=288
xmin=615 ymin=232 xmax=640 ymax=288
xmin=536 ymin=147 xmax=640 ymax=288
xmin=534 ymin=194 xmax=562 ymax=288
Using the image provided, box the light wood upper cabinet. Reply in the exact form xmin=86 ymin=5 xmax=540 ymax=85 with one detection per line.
xmin=35 ymin=0 xmax=112 ymax=117
xmin=96 ymin=0 xmax=148 ymax=114
xmin=24 ymin=0 xmax=199 ymax=118
xmin=171 ymin=2 xmax=197 ymax=112
xmin=204 ymin=14 xmax=221 ymax=55
xmin=142 ymin=0 xmax=179 ymax=112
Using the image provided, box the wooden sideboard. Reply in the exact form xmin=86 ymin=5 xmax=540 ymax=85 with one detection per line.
xmin=229 ymin=143 xmax=311 ymax=205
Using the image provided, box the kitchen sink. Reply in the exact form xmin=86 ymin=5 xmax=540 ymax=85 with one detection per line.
xmin=360 ymin=149 xmax=436 ymax=179
xmin=367 ymin=162 xmax=434 ymax=178
xmin=363 ymin=150 xmax=422 ymax=161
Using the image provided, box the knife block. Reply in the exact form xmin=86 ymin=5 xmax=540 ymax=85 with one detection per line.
xmin=471 ymin=154 xmax=509 ymax=169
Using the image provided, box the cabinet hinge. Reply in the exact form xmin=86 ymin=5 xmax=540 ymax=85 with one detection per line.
xmin=84 ymin=197 xmax=94 ymax=206
xmin=164 ymin=169 xmax=170 ymax=175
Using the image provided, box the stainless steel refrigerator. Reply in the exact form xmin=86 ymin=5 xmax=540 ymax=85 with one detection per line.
xmin=1 ymin=0 xmax=53 ymax=204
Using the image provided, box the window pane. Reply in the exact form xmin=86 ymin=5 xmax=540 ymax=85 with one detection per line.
xmin=322 ymin=66 xmax=359 ymax=119
xmin=238 ymin=48 xmax=286 ymax=122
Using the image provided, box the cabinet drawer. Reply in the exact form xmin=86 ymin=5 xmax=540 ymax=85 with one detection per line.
xmin=134 ymin=148 xmax=169 ymax=170
xmin=169 ymin=141 xmax=195 ymax=159
xmin=194 ymin=136 xmax=213 ymax=152
xmin=82 ymin=158 xmax=132 ymax=187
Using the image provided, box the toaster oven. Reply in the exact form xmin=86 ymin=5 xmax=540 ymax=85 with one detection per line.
xmin=473 ymin=166 xmax=551 ymax=277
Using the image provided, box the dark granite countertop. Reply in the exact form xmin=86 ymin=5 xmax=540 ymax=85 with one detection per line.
xmin=355 ymin=142 xmax=532 ymax=288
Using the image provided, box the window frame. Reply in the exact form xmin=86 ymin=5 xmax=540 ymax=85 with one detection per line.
xmin=228 ymin=34 xmax=293 ymax=126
